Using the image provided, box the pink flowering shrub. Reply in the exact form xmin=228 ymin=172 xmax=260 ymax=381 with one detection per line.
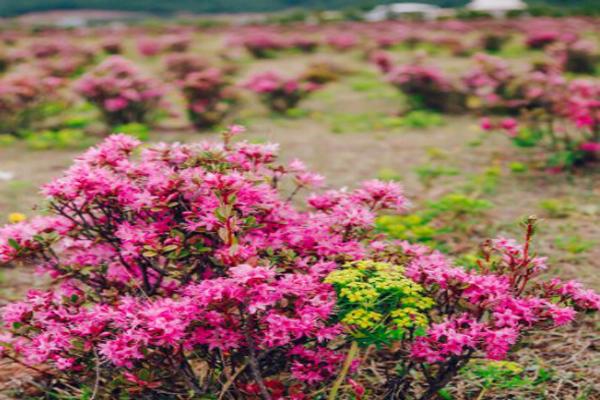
xmin=387 ymin=62 xmax=465 ymax=113
xmin=326 ymin=33 xmax=359 ymax=51
xmin=245 ymin=71 xmax=321 ymax=113
xmin=0 ymin=48 xmax=9 ymax=73
xmin=26 ymin=39 xmax=95 ymax=78
xmin=163 ymin=53 xmax=210 ymax=82
xmin=369 ymin=50 xmax=394 ymax=74
xmin=100 ymin=37 xmax=123 ymax=54
xmin=525 ymin=31 xmax=560 ymax=49
xmin=289 ymin=36 xmax=319 ymax=53
xmin=331 ymin=219 xmax=598 ymax=398
xmin=75 ymin=56 xmax=164 ymax=126
xmin=238 ymin=31 xmax=287 ymax=58
xmin=0 ymin=129 xmax=598 ymax=399
xmin=0 ymin=128 xmax=403 ymax=398
xmin=550 ymin=40 xmax=599 ymax=75
xmin=0 ymin=72 xmax=62 ymax=134
xmin=136 ymin=37 xmax=163 ymax=57
xmin=161 ymin=33 xmax=192 ymax=53
xmin=483 ymin=77 xmax=600 ymax=170
xmin=480 ymin=32 xmax=508 ymax=53
xmin=385 ymin=221 xmax=599 ymax=397
xmin=462 ymin=53 xmax=524 ymax=112
xmin=181 ymin=68 xmax=238 ymax=129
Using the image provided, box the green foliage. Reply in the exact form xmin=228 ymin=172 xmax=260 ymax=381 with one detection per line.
xmin=327 ymin=112 xmax=406 ymax=134
xmin=114 ymin=123 xmax=150 ymax=141
xmin=377 ymin=168 xmax=402 ymax=182
xmin=463 ymin=166 xmax=501 ymax=195
xmin=539 ymin=198 xmax=575 ymax=218
xmin=509 ymin=162 xmax=527 ymax=173
xmin=284 ymin=107 xmax=310 ymax=119
xmin=462 ymin=360 xmax=553 ymax=393
xmin=398 ymin=110 xmax=445 ymax=129
xmin=511 ymin=127 xmax=544 ymax=148
xmin=555 ymin=235 xmax=595 ymax=254
xmin=414 ymin=164 xmax=460 ymax=188
xmin=22 ymin=129 xmax=93 ymax=150
xmin=376 ymin=193 xmax=492 ymax=252
xmin=0 ymin=134 xmax=17 ymax=146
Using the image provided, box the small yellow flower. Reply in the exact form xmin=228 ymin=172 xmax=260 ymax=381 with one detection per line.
xmin=340 ymin=282 xmax=379 ymax=304
xmin=8 ymin=213 xmax=26 ymax=224
xmin=391 ymin=308 xmax=428 ymax=329
xmin=343 ymin=308 xmax=382 ymax=329
xmin=490 ymin=361 xmax=523 ymax=374
xmin=467 ymin=95 xmax=482 ymax=110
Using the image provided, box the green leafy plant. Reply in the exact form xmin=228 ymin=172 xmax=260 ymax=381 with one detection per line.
xmin=114 ymin=123 xmax=150 ymax=141
xmin=555 ymin=235 xmax=595 ymax=254
xmin=539 ymin=198 xmax=576 ymax=218
xmin=325 ymin=260 xmax=433 ymax=399
xmin=414 ymin=164 xmax=460 ymax=189
xmin=398 ymin=110 xmax=445 ymax=129
xmin=22 ymin=129 xmax=93 ymax=150
xmin=377 ymin=193 xmax=493 ymax=253
xmin=461 ymin=360 xmax=553 ymax=398
xmin=377 ymin=168 xmax=403 ymax=182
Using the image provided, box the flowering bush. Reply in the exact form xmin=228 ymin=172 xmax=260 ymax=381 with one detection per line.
xmin=289 ymin=36 xmax=319 ymax=53
xmin=181 ymin=68 xmax=238 ymax=129
xmin=525 ymin=31 xmax=560 ymax=49
xmin=483 ymin=77 xmax=600 ymax=170
xmin=136 ymin=37 xmax=163 ymax=57
xmin=26 ymin=40 xmax=95 ymax=78
xmin=462 ymin=53 xmax=524 ymax=112
xmin=163 ymin=53 xmax=210 ymax=82
xmin=75 ymin=56 xmax=164 ymax=126
xmin=326 ymin=32 xmax=359 ymax=51
xmin=0 ymin=72 xmax=62 ymax=134
xmin=0 ymin=47 xmax=9 ymax=73
xmin=238 ymin=31 xmax=287 ymax=58
xmin=366 ymin=219 xmax=599 ymax=398
xmin=550 ymin=40 xmax=599 ymax=75
xmin=245 ymin=71 xmax=321 ymax=113
xmin=387 ymin=62 xmax=465 ymax=113
xmin=300 ymin=61 xmax=347 ymax=84
xmin=161 ymin=33 xmax=192 ymax=53
xmin=0 ymin=128 xmax=403 ymax=398
xmin=0 ymin=129 xmax=598 ymax=399
xmin=480 ymin=32 xmax=508 ymax=53
xmin=100 ymin=37 xmax=123 ymax=54
xmin=369 ymin=50 xmax=394 ymax=74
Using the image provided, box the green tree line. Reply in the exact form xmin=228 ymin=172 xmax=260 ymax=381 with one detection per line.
xmin=0 ymin=0 xmax=598 ymax=17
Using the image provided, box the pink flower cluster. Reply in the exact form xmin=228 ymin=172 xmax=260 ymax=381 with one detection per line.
xmin=237 ymin=31 xmax=288 ymax=58
xmin=163 ymin=53 xmax=210 ymax=82
xmin=75 ymin=56 xmax=164 ymax=126
xmin=232 ymin=30 xmax=320 ymax=58
xmin=525 ymin=31 xmax=560 ymax=49
xmin=461 ymin=53 xmax=524 ymax=111
xmin=136 ymin=34 xmax=192 ymax=57
xmin=326 ymin=33 xmax=359 ymax=51
xmin=387 ymin=62 xmax=465 ymax=113
xmin=181 ymin=68 xmax=238 ymax=129
xmin=399 ymin=226 xmax=599 ymax=391
xmin=13 ymin=39 xmax=96 ymax=78
xmin=245 ymin=71 xmax=321 ymax=113
xmin=0 ymin=72 xmax=62 ymax=134
xmin=481 ymin=73 xmax=600 ymax=168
